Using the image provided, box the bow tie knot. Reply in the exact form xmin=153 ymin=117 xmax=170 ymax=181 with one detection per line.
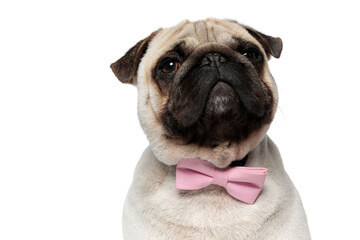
xmin=212 ymin=168 xmax=229 ymax=187
xmin=176 ymin=158 xmax=268 ymax=204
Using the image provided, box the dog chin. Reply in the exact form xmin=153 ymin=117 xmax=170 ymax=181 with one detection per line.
xmin=204 ymin=81 xmax=240 ymax=116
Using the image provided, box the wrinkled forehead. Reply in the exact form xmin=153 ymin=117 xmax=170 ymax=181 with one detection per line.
xmin=147 ymin=19 xmax=260 ymax=58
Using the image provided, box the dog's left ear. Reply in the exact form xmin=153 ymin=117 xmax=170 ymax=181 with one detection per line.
xmin=110 ymin=29 xmax=161 ymax=85
xmin=244 ymin=26 xmax=283 ymax=59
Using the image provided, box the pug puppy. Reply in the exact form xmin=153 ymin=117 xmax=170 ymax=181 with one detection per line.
xmin=111 ymin=18 xmax=311 ymax=240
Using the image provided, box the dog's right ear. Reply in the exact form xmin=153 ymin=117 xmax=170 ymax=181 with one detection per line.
xmin=244 ymin=26 xmax=283 ymax=59
xmin=110 ymin=29 xmax=161 ymax=85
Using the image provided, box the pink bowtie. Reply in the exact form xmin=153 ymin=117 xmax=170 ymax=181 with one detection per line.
xmin=176 ymin=158 xmax=268 ymax=204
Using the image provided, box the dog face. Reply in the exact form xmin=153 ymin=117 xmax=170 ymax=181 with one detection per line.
xmin=111 ymin=18 xmax=282 ymax=168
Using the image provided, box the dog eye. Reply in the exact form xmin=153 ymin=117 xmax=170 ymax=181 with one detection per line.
xmin=161 ymin=60 xmax=180 ymax=73
xmin=242 ymin=50 xmax=258 ymax=61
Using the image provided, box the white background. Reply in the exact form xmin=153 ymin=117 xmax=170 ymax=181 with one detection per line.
xmin=1 ymin=0 xmax=359 ymax=239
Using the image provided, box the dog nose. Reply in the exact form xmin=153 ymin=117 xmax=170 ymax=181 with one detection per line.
xmin=201 ymin=53 xmax=227 ymax=66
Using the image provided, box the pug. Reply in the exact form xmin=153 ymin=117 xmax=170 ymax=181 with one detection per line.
xmin=111 ymin=18 xmax=311 ymax=240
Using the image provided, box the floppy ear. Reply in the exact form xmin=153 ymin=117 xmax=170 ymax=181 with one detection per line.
xmin=244 ymin=26 xmax=283 ymax=59
xmin=110 ymin=30 xmax=160 ymax=85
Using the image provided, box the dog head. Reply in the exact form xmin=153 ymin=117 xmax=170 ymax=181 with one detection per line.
xmin=111 ymin=18 xmax=282 ymax=168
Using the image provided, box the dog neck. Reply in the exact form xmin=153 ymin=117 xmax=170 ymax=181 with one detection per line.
xmin=229 ymin=154 xmax=248 ymax=167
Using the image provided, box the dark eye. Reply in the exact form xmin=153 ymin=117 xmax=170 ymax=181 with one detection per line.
xmin=161 ymin=60 xmax=180 ymax=73
xmin=242 ymin=50 xmax=258 ymax=61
